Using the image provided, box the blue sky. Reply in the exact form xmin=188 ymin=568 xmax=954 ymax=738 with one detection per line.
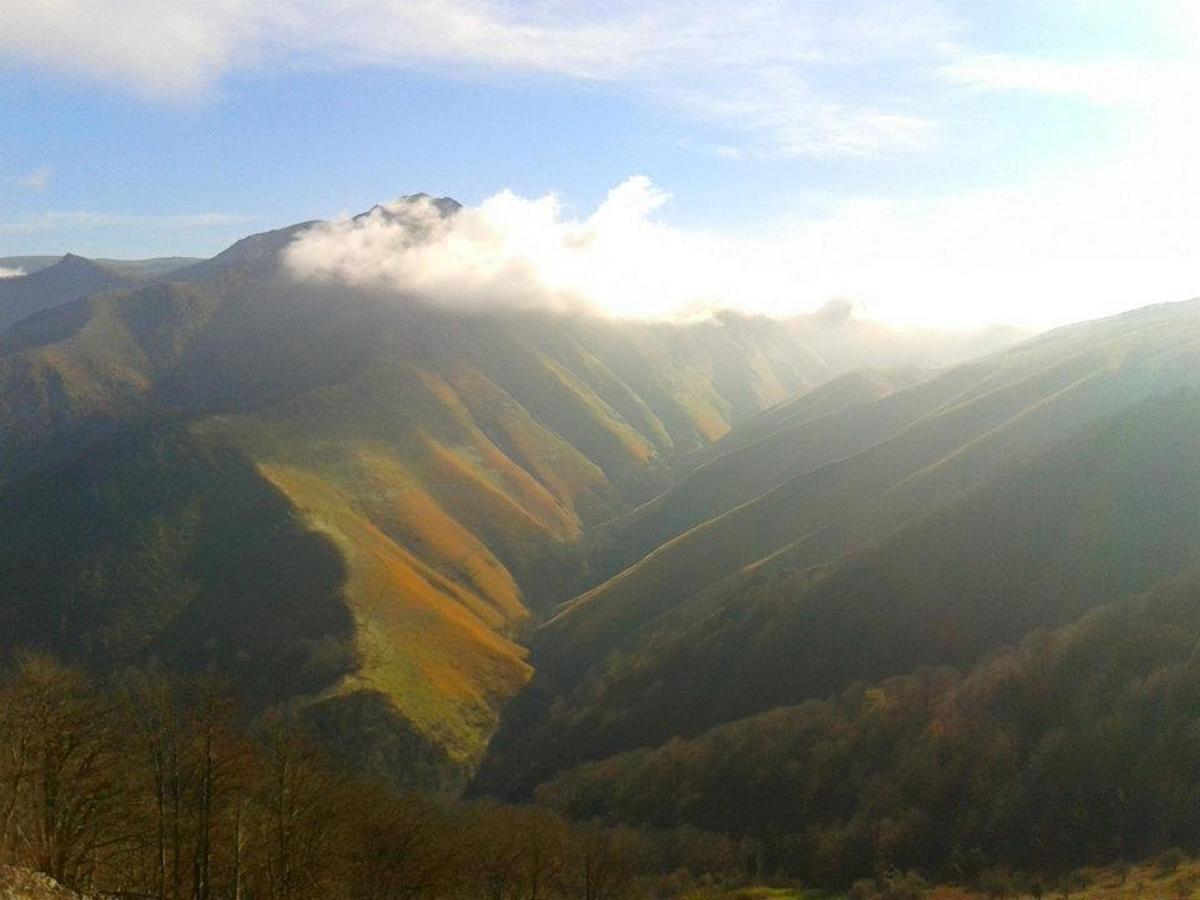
xmin=1 ymin=0 xmax=1198 ymax=326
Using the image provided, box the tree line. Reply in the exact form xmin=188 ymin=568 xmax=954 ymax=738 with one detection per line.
xmin=0 ymin=653 xmax=755 ymax=899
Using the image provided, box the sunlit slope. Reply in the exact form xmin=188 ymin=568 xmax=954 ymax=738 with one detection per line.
xmin=588 ymin=367 xmax=927 ymax=580
xmin=693 ymin=366 xmax=926 ymax=461
xmin=171 ymin=285 xmax=827 ymax=606
xmin=0 ymin=422 xmax=528 ymax=792
xmin=257 ymin=464 xmax=532 ymax=791
xmin=538 ymin=299 xmax=1200 ymax=682
xmin=198 ymin=352 xmax=600 ymax=610
xmin=475 ymin=301 xmax=1200 ymax=797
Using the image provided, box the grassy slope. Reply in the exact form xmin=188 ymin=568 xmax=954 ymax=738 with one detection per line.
xmin=587 ymin=368 xmax=928 ymax=583
xmin=258 ymin=464 xmax=532 ymax=774
xmin=474 ymin=304 xmax=1200 ymax=797
xmin=534 ymin=299 xmax=1200 ymax=685
xmin=0 ymin=282 xmax=221 ymax=480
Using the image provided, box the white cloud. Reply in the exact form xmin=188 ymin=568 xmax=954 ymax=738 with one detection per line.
xmin=285 ymin=178 xmax=717 ymax=318
xmin=669 ymin=69 xmax=935 ymax=159
xmin=0 ymin=266 xmax=25 ymax=279
xmin=2 ymin=167 xmax=54 ymax=191
xmin=0 ymin=0 xmax=238 ymax=98
xmin=0 ymin=0 xmax=953 ymax=157
xmin=284 ymin=167 xmax=1200 ymax=330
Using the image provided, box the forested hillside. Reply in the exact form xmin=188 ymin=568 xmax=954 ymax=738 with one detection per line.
xmin=538 ymin=568 xmax=1200 ymax=886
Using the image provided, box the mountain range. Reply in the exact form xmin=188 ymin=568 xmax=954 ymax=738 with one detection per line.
xmin=2 ymin=194 xmax=1198 ymax=836
xmin=0 ymin=199 xmax=835 ymax=792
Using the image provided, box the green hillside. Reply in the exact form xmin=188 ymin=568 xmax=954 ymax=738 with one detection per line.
xmin=0 ymin=426 xmax=354 ymax=698
xmin=474 ymin=309 xmax=1200 ymax=796
xmin=532 ymin=300 xmax=1200 ymax=682
xmin=587 ymin=367 xmax=928 ymax=582
xmin=0 ymin=281 xmax=222 ymax=480
xmin=565 ymin=300 xmax=1200 ymax=666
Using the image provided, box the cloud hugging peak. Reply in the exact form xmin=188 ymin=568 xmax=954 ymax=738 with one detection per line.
xmin=283 ymin=177 xmax=745 ymax=320
xmin=283 ymin=157 xmax=1200 ymax=330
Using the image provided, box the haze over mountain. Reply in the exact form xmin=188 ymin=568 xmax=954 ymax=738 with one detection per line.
xmin=0 ymin=254 xmax=137 ymax=334
xmin=0 ymin=255 xmax=199 ymax=279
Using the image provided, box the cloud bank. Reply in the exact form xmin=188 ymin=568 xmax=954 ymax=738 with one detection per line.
xmin=285 ymin=167 xmax=1200 ymax=330
xmin=0 ymin=267 xmax=25 ymax=279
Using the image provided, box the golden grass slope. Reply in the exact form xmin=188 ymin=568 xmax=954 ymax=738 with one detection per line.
xmin=259 ymin=463 xmax=531 ymax=768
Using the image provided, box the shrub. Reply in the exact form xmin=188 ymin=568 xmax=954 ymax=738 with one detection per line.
xmin=1159 ymin=849 xmax=1187 ymax=878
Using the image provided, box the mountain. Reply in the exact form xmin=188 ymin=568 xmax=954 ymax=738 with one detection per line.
xmin=6 ymin=194 xmax=1192 ymax=813
xmin=169 ymin=222 xmax=320 ymax=283
xmin=0 ymin=255 xmax=202 ymax=329
xmin=0 ymin=198 xmax=832 ymax=792
xmin=474 ymin=300 xmax=1200 ymax=797
xmin=0 ymin=254 xmax=137 ymax=334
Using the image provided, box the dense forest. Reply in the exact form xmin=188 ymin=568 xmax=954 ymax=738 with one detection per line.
xmin=537 ymin=571 xmax=1200 ymax=889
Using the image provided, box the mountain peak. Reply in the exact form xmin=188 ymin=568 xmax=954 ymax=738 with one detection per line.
xmin=0 ymin=251 xmax=133 ymax=334
xmin=353 ymin=194 xmax=462 ymax=223
xmin=48 ymin=253 xmax=130 ymax=280
xmin=39 ymin=252 xmax=126 ymax=282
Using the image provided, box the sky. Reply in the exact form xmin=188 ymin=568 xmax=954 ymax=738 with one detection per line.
xmin=0 ymin=0 xmax=1198 ymax=327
